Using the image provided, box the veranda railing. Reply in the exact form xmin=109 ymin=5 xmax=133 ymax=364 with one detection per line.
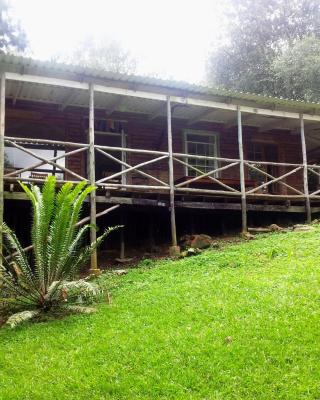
xmin=4 ymin=137 xmax=320 ymax=202
xmin=4 ymin=136 xmax=89 ymax=184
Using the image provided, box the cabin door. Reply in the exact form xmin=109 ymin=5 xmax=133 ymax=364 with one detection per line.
xmin=93 ymin=120 xmax=126 ymax=184
xmin=248 ymin=143 xmax=279 ymax=194
xmin=264 ymin=144 xmax=279 ymax=194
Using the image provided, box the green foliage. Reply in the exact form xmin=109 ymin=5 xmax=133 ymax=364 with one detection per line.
xmin=0 ymin=176 xmax=116 ymax=325
xmin=206 ymin=0 xmax=320 ymax=99
xmin=4 ymin=151 xmax=12 ymax=168
xmin=6 ymin=310 xmax=40 ymax=328
xmin=0 ymin=228 xmax=319 ymax=398
xmin=272 ymin=35 xmax=320 ymax=101
xmin=54 ymin=36 xmax=137 ymax=74
xmin=0 ymin=0 xmax=27 ymax=54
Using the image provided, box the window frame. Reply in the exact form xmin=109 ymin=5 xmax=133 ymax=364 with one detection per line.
xmin=183 ymin=130 xmax=219 ymax=176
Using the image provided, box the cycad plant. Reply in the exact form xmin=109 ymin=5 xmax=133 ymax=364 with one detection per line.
xmin=0 ymin=176 xmax=116 ymax=327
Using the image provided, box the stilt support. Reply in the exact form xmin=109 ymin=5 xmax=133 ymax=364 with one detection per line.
xmin=237 ymin=107 xmax=247 ymax=233
xmin=167 ymin=96 xmax=180 ymax=255
xmin=300 ymin=114 xmax=311 ymax=224
xmin=88 ymin=83 xmax=100 ymax=276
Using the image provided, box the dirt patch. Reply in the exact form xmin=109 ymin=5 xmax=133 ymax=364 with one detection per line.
xmin=92 ymin=234 xmax=244 ymax=270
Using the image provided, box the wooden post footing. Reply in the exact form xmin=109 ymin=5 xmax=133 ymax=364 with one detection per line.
xmin=169 ymin=245 xmax=180 ymax=257
xmin=89 ymin=268 xmax=102 ymax=277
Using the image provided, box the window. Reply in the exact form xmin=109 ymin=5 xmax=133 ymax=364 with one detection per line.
xmin=248 ymin=143 xmax=263 ymax=161
xmin=184 ymin=131 xmax=219 ymax=176
xmin=5 ymin=147 xmax=65 ymax=179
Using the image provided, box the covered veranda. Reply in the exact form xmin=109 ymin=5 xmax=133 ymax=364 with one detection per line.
xmin=1 ymin=55 xmax=320 ymax=270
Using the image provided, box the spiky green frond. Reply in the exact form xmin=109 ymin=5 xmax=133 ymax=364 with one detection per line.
xmin=1 ymin=177 xmax=118 ymax=325
xmin=6 ymin=310 xmax=40 ymax=328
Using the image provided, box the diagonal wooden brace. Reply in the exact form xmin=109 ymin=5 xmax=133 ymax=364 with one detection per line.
xmin=96 ymin=154 xmax=168 ymax=184
xmin=175 ymin=160 xmax=240 ymax=190
xmin=246 ymin=165 xmax=302 ymax=194
xmin=96 ymin=147 xmax=168 ymax=186
xmin=4 ymin=146 xmax=88 ymax=177
xmin=246 ymin=162 xmax=304 ymax=195
xmin=7 ymin=140 xmax=88 ymax=182
xmin=173 ymin=157 xmax=240 ymax=193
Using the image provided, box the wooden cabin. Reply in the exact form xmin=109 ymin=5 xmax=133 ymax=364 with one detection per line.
xmin=1 ymin=54 xmax=320 ymax=271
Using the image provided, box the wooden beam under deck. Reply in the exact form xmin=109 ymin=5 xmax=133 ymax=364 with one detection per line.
xmin=95 ymin=196 xmax=320 ymax=213
xmin=5 ymin=191 xmax=320 ymax=213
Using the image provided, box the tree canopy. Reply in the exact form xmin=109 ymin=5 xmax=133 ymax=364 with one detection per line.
xmin=0 ymin=0 xmax=27 ymax=54
xmin=206 ymin=0 xmax=320 ymax=101
xmin=272 ymin=35 xmax=320 ymax=102
xmin=56 ymin=36 xmax=137 ymax=75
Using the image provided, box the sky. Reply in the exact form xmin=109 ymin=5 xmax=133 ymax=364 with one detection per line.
xmin=10 ymin=0 xmax=226 ymax=84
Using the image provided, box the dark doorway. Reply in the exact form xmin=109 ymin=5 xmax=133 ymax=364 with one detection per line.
xmin=248 ymin=142 xmax=279 ymax=194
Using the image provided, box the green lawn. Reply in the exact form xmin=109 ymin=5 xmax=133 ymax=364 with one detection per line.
xmin=0 ymin=228 xmax=319 ymax=399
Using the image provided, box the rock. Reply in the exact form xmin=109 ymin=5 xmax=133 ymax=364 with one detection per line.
xmin=190 ymin=234 xmax=212 ymax=249
xmin=115 ymin=257 xmax=134 ymax=263
xmin=241 ymin=232 xmax=255 ymax=240
xmin=113 ymin=269 xmax=128 ymax=275
xmin=187 ymin=247 xmax=201 ymax=256
xmin=311 ymin=219 xmax=320 ymax=225
xmin=225 ymin=336 xmax=233 ymax=344
xmin=179 ymin=234 xmax=193 ymax=248
xmin=248 ymin=227 xmax=271 ymax=233
xmin=187 ymin=248 xmax=197 ymax=256
xmin=211 ymin=241 xmax=220 ymax=249
xmin=269 ymin=223 xmax=282 ymax=231
xmin=293 ymin=224 xmax=314 ymax=232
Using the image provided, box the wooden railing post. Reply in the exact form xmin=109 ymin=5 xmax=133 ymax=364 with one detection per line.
xmin=0 ymin=74 xmax=5 ymax=259
xmin=121 ymin=128 xmax=127 ymax=186
xmin=237 ymin=107 xmax=247 ymax=233
xmin=167 ymin=96 xmax=179 ymax=255
xmin=88 ymin=84 xmax=99 ymax=275
xmin=300 ymin=114 xmax=311 ymax=223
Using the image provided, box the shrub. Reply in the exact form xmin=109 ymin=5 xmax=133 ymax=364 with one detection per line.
xmin=0 ymin=176 xmax=117 ymax=327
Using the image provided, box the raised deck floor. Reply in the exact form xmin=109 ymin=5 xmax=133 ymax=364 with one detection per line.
xmin=5 ymin=186 xmax=320 ymax=214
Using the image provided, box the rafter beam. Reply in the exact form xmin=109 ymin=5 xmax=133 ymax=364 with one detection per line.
xmin=222 ymin=113 xmax=239 ymax=129
xmin=290 ymin=120 xmax=318 ymax=135
xmin=105 ymin=96 xmax=126 ymax=117
xmin=12 ymin=81 xmax=23 ymax=106
xmin=223 ymin=119 xmax=238 ymax=129
xmin=187 ymin=109 xmax=218 ymax=126
xmin=240 ymin=114 xmax=262 ymax=127
xmin=305 ymin=131 xmax=320 ymax=145
xmin=59 ymin=89 xmax=79 ymax=111
xmin=148 ymin=103 xmax=166 ymax=121
xmin=258 ymin=117 xmax=295 ymax=132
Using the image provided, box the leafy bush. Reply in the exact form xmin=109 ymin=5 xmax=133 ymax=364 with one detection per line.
xmin=0 ymin=176 xmax=117 ymax=327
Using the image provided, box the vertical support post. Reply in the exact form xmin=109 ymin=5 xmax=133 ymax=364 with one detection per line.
xmin=120 ymin=214 xmax=125 ymax=259
xmin=166 ymin=96 xmax=179 ymax=255
xmin=300 ymin=114 xmax=311 ymax=223
xmin=0 ymin=74 xmax=5 ymax=258
xmin=88 ymin=83 xmax=99 ymax=275
xmin=52 ymin=147 xmax=58 ymax=177
xmin=237 ymin=107 xmax=247 ymax=233
xmin=121 ymin=128 xmax=127 ymax=185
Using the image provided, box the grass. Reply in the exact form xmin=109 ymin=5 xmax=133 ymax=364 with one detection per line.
xmin=0 ymin=228 xmax=320 ymax=399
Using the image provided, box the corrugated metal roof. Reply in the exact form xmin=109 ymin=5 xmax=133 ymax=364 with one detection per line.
xmin=1 ymin=53 xmax=320 ymax=113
